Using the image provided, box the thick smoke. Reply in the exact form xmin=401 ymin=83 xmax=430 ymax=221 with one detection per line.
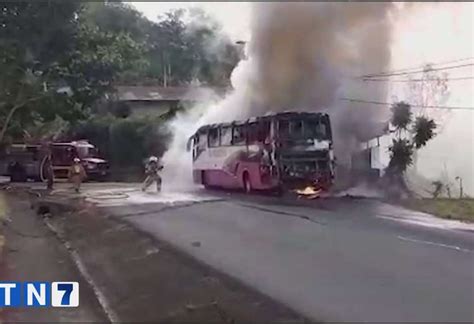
xmin=162 ymin=3 xmax=397 ymax=188
xmin=246 ymin=3 xmax=395 ymax=163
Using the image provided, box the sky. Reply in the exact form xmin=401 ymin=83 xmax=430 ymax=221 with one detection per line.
xmin=130 ymin=2 xmax=251 ymax=41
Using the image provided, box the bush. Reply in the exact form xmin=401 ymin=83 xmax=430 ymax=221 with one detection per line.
xmin=70 ymin=114 xmax=170 ymax=168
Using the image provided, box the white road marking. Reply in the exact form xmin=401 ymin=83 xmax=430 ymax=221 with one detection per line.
xmin=397 ymin=235 xmax=472 ymax=253
xmin=376 ymin=213 xmax=474 ymax=232
xmin=44 ymin=219 xmax=119 ymax=323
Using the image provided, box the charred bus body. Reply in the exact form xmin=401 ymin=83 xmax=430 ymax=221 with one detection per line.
xmin=188 ymin=112 xmax=335 ymax=193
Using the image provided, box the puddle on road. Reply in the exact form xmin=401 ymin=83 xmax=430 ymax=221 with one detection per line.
xmin=84 ymin=187 xmax=215 ymax=207
xmin=376 ymin=203 xmax=474 ymax=232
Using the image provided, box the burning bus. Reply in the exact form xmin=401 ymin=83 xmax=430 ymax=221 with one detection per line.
xmin=187 ymin=112 xmax=335 ymax=193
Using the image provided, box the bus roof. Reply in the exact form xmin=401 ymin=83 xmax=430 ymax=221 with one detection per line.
xmin=195 ymin=111 xmax=329 ymax=133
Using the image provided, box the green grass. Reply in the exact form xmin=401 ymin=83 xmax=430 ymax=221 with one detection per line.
xmin=402 ymin=198 xmax=474 ymax=223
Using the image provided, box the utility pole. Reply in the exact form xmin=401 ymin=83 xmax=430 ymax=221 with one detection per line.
xmin=455 ymin=176 xmax=463 ymax=199
xmin=162 ymin=52 xmax=168 ymax=88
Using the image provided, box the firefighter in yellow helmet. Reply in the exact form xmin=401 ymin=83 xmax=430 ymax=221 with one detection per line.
xmin=68 ymin=157 xmax=86 ymax=193
xmin=142 ymin=156 xmax=163 ymax=192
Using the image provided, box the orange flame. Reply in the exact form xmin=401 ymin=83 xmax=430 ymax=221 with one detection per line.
xmin=295 ymin=186 xmax=321 ymax=199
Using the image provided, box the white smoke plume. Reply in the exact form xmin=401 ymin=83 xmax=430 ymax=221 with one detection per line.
xmin=162 ymin=3 xmax=398 ymax=189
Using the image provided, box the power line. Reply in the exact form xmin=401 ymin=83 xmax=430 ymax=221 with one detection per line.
xmin=362 ymin=76 xmax=474 ymax=83
xmin=339 ymin=98 xmax=474 ymax=110
xmin=360 ymin=57 xmax=474 ymax=79
xmin=360 ymin=63 xmax=474 ymax=79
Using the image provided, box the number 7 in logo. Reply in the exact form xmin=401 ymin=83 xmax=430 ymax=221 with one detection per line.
xmin=51 ymin=282 xmax=79 ymax=307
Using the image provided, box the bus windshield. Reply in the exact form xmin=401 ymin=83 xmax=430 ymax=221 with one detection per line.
xmin=279 ymin=117 xmax=330 ymax=141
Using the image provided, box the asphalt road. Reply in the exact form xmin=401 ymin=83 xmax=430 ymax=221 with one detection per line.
xmin=93 ymin=188 xmax=474 ymax=323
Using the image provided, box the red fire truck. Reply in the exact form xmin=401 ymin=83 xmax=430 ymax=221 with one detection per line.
xmin=0 ymin=140 xmax=109 ymax=182
xmin=187 ymin=112 xmax=335 ymax=193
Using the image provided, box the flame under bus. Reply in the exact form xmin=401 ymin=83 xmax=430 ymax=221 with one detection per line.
xmin=188 ymin=112 xmax=335 ymax=193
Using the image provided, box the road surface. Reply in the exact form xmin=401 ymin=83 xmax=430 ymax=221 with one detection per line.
xmin=81 ymin=186 xmax=474 ymax=323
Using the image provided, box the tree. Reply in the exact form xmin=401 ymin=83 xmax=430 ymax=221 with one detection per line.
xmin=0 ymin=2 xmax=80 ymax=142
xmin=407 ymin=64 xmax=450 ymax=126
xmin=412 ymin=116 xmax=436 ymax=149
xmin=390 ymin=101 xmax=412 ymax=132
xmin=431 ymin=180 xmax=444 ymax=198
xmin=388 ymin=138 xmax=414 ymax=173
xmin=385 ymin=101 xmax=437 ymax=196
xmin=145 ymin=7 xmax=240 ymax=87
xmin=0 ymin=2 xmax=145 ymax=143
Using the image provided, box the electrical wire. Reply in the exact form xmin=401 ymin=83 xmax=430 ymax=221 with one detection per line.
xmin=362 ymin=76 xmax=474 ymax=82
xmin=359 ymin=57 xmax=474 ymax=79
xmin=359 ymin=63 xmax=474 ymax=79
xmin=339 ymin=98 xmax=474 ymax=110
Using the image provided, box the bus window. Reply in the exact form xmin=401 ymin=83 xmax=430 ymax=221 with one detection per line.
xmin=279 ymin=120 xmax=289 ymax=138
xmin=248 ymin=122 xmax=270 ymax=144
xmin=247 ymin=122 xmax=258 ymax=144
xmin=232 ymin=125 xmax=246 ymax=145
xmin=208 ymin=128 xmax=219 ymax=147
xmin=199 ymin=132 xmax=207 ymax=148
xmin=316 ymin=122 xmax=327 ymax=139
xmin=220 ymin=126 xmax=232 ymax=146
xmin=290 ymin=120 xmax=303 ymax=138
xmin=257 ymin=122 xmax=270 ymax=142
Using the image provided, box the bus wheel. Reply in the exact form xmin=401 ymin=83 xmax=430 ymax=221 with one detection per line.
xmin=243 ymin=172 xmax=252 ymax=193
xmin=201 ymin=171 xmax=212 ymax=190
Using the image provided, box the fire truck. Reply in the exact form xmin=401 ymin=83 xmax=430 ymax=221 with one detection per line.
xmin=0 ymin=140 xmax=109 ymax=182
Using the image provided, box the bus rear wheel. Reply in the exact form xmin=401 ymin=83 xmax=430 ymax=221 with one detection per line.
xmin=243 ymin=172 xmax=252 ymax=194
xmin=202 ymin=171 xmax=211 ymax=190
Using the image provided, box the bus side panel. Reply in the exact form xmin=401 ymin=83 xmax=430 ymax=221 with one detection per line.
xmin=193 ymin=144 xmax=280 ymax=191
xmin=235 ymin=161 xmax=279 ymax=191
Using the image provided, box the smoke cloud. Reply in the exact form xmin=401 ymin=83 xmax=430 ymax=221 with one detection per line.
xmin=162 ymin=3 xmax=397 ymax=188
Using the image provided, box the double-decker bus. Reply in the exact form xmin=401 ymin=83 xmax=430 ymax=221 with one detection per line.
xmin=187 ymin=111 xmax=335 ymax=193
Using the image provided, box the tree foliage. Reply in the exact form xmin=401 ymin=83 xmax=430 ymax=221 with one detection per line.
xmin=387 ymin=102 xmax=437 ymax=179
xmin=0 ymin=1 xmax=146 ymax=143
xmin=431 ymin=180 xmax=444 ymax=198
xmin=0 ymin=1 xmax=240 ymax=161
xmin=71 ymin=114 xmax=170 ymax=168
xmin=390 ymin=101 xmax=412 ymax=131
xmin=83 ymin=4 xmax=240 ymax=87
xmin=412 ymin=116 xmax=436 ymax=149
xmin=388 ymin=138 xmax=414 ymax=173
xmin=408 ymin=64 xmax=450 ymax=125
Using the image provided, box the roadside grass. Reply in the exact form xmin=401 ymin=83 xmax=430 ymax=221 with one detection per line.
xmin=402 ymin=198 xmax=474 ymax=223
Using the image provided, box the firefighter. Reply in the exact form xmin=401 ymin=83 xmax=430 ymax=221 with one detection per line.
xmin=68 ymin=158 xmax=86 ymax=193
xmin=142 ymin=156 xmax=163 ymax=192
xmin=41 ymin=144 xmax=54 ymax=190
xmin=44 ymin=153 xmax=54 ymax=190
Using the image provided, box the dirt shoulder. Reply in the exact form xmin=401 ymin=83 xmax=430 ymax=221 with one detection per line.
xmin=32 ymin=194 xmax=311 ymax=323
xmin=399 ymin=198 xmax=474 ymax=223
xmin=0 ymin=191 xmax=107 ymax=323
